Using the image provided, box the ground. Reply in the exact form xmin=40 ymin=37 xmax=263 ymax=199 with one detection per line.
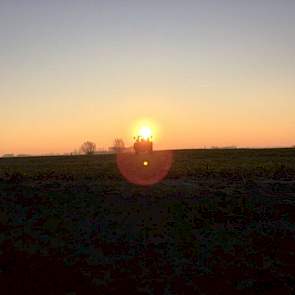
xmin=1 ymin=149 xmax=295 ymax=294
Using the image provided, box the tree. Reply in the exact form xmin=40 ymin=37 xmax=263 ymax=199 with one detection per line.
xmin=112 ymin=138 xmax=125 ymax=153
xmin=80 ymin=141 xmax=96 ymax=155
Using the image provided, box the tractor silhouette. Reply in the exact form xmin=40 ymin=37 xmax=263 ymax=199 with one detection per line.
xmin=134 ymin=136 xmax=153 ymax=154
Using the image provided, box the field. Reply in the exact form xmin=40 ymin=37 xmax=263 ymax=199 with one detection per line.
xmin=1 ymin=148 xmax=295 ymax=294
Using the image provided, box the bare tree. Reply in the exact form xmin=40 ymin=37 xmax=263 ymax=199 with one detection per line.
xmin=112 ymin=138 xmax=125 ymax=153
xmin=80 ymin=141 xmax=96 ymax=155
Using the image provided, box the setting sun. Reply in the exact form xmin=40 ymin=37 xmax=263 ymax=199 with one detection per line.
xmin=131 ymin=119 xmax=159 ymax=145
xmin=139 ymin=126 xmax=152 ymax=140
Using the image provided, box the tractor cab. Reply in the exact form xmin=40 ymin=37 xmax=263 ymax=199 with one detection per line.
xmin=134 ymin=135 xmax=153 ymax=154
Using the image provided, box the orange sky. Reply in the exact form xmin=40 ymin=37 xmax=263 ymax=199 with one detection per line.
xmin=1 ymin=1 xmax=295 ymax=155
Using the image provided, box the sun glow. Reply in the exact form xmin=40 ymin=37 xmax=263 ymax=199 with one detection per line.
xmin=131 ymin=119 xmax=159 ymax=143
xmin=139 ymin=126 xmax=152 ymax=140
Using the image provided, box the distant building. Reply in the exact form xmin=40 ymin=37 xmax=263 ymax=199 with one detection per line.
xmin=108 ymin=146 xmax=133 ymax=153
xmin=2 ymin=154 xmax=15 ymax=158
xmin=17 ymin=154 xmax=31 ymax=157
xmin=210 ymin=146 xmax=237 ymax=150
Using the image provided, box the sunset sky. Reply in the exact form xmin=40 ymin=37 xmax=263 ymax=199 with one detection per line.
xmin=1 ymin=0 xmax=295 ymax=155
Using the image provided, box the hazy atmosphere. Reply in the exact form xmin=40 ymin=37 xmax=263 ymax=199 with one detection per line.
xmin=1 ymin=0 xmax=295 ymax=154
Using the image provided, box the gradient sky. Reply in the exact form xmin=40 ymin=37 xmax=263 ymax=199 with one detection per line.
xmin=1 ymin=0 xmax=295 ymax=154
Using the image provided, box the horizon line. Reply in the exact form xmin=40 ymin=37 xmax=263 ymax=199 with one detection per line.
xmin=1 ymin=145 xmax=295 ymax=158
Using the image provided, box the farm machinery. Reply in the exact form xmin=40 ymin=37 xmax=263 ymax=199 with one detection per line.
xmin=133 ymin=135 xmax=153 ymax=154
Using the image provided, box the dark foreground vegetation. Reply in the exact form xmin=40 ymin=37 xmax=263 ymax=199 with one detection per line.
xmin=1 ymin=148 xmax=295 ymax=294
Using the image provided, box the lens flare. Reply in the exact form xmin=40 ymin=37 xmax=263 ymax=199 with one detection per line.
xmin=117 ymin=151 xmax=173 ymax=186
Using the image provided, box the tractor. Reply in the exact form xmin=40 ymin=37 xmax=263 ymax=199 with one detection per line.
xmin=134 ymin=136 xmax=153 ymax=154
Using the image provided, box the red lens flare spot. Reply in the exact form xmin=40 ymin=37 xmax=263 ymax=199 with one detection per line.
xmin=116 ymin=151 xmax=173 ymax=186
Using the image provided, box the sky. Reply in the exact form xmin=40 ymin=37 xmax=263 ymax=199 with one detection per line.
xmin=0 ymin=0 xmax=295 ymax=154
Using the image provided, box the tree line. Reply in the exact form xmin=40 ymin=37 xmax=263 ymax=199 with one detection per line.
xmin=80 ymin=138 xmax=125 ymax=155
